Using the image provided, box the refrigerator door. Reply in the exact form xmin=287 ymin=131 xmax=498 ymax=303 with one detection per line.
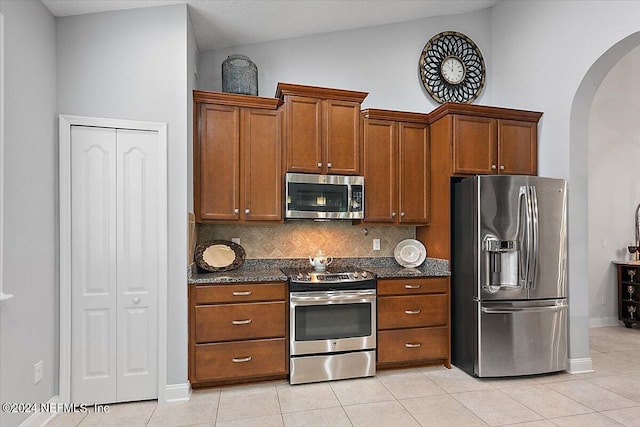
xmin=476 ymin=299 xmax=568 ymax=377
xmin=477 ymin=175 xmax=529 ymax=301
xmin=526 ymin=176 xmax=567 ymax=300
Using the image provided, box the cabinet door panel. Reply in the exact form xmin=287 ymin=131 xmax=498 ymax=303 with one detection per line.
xmin=195 ymin=302 xmax=285 ymax=343
xmin=194 ymin=339 xmax=287 ymax=382
xmin=362 ymin=119 xmax=397 ymax=222
xmin=498 ymin=120 xmax=537 ymax=175
xmin=197 ymin=104 xmax=240 ymax=221
xmin=325 ymin=100 xmax=361 ymax=175
xmin=377 ymin=277 xmax=449 ymax=296
xmin=377 ymin=327 xmax=448 ymax=364
xmin=242 ymin=109 xmax=282 ymax=221
xmin=193 ymin=283 xmax=287 ymax=304
xmin=399 ymin=122 xmax=430 ymax=223
xmin=378 ymin=295 xmax=448 ymax=329
xmin=453 ymin=115 xmax=497 ymax=175
xmin=285 ymin=96 xmax=322 ymax=173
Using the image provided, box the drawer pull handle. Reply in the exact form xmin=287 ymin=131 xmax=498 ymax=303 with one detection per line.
xmin=231 ymin=356 xmax=252 ymax=363
xmin=405 ymin=343 xmax=422 ymax=348
xmin=231 ymin=319 xmax=252 ymax=325
xmin=232 ymin=291 xmax=252 ymax=296
xmin=405 ymin=284 xmax=421 ymax=289
xmin=405 ymin=310 xmax=421 ymax=315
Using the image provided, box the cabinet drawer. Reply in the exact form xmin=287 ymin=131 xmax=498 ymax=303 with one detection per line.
xmin=377 ymin=327 xmax=448 ymax=364
xmin=195 ymin=301 xmax=285 ymax=343
xmin=193 ymin=282 xmax=286 ymax=304
xmin=378 ymin=295 xmax=448 ymax=330
xmin=194 ymin=338 xmax=287 ymax=382
xmin=377 ymin=277 xmax=448 ymax=296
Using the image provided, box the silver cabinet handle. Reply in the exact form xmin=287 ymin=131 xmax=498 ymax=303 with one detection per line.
xmin=231 ymin=356 xmax=252 ymax=363
xmin=327 ymin=162 xmax=332 ymax=168
xmin=500 ymin=165 xmax=505 ymax=170
xmin=232 ymin=291 xmax=252 ymax=296
xmin=244 ymin=209 xmax=250 ymax=214
xmin=392 ymin=212 xmax=396 ymax=218
xmin=405 ymin=310 xmax=421 ymax=315
xmin=400 ymin=212 xmax=405 ymax=217
xmin=132 ymin=297 xmax=140 ymax=304
xmin=231 ymin=319 xmax=252 ymax=325
xmin=405 ymin=284 xmax=421 ymax=289
xmin=491 ymin=164 xmax=497 ymax=170
xmin=405 ymin=343 xmax=422 ymax=348
xmin=234 ymin=208 xmax=239 ymax=214
xmin=317 ymin=162 xmax=322 ymax=168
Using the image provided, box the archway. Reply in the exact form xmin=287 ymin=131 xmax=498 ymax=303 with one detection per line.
xmin=568 ymin=31 xmax=640 ymax=372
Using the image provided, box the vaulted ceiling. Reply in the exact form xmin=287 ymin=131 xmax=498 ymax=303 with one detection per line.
xmin=41 ymin=0 xmax=499 ymax=51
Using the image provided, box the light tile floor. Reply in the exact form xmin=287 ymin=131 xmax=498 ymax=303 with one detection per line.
xmin=48 ymin=326 xmax=640 ymax=427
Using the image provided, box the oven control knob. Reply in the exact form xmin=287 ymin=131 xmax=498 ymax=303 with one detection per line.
xmin=353 ymin=271 xmax=359 ymax=278
xmin=296 ymin=272 xmax=303 ymax=280
xmin=305 ymin=273 xmax=311 ymax=281
xmin=361 ymin=271 xmax=368 ymax=278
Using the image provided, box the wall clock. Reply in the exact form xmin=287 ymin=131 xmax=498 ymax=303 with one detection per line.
xmin=419 ymin=31 xmax=486 ymax=104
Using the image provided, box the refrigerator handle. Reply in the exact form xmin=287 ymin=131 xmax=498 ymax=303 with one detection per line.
xmin=518 ymin=186 xmax=531 ymax=288
xmin=529 ymin=185 xmax=539 ymax=289
xmin=481 ymin=304 xmax=567 ymax=314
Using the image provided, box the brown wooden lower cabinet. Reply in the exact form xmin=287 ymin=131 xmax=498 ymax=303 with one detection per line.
xmin=376 ymin=276 xmax=451 ymax=369
xmin=189 ymin=282 xmax=288 ymax=387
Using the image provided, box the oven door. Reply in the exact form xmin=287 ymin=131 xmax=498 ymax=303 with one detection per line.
xmin=290 ymin=290 xmax=376 ymax=356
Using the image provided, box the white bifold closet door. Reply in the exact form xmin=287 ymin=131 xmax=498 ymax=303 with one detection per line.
xmin=70 ymin=125 xmax=159 ymax=404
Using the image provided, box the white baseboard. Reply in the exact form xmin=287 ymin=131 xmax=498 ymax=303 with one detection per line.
xmin=164 ymin=382 xmax=191 ymax=403
xmin=567 ymin=357 xmax=594 ymax=374
xmin=589 ymin=316 xmax=620 ymax=327
xmin=19 ymin=395 xmax=58 ymax=427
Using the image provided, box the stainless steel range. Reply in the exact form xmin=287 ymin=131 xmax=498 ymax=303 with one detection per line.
xmin=285 ymin=269 xmax=376 ymax=385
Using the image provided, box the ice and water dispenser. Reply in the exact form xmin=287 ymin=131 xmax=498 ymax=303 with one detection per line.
xmin=483 ymin=237 xmax=520 ymax=289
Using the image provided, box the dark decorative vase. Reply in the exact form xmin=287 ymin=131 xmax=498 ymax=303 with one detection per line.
xmin=222 ymin=54 xmax=258 ymax=96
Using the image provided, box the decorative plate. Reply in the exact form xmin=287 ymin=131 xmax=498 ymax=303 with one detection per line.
xmin=419 ymin=31 xmax=486 ymax=104
xmin=394 ymin=239 xmax=427 ymax=268
xmin=195 ymin=240 xmax=245 ymax=272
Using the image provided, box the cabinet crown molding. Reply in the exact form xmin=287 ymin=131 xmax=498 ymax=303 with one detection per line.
xmin=362 ymin=109 xmax=429 ymax=124
xmin=193 ymin=90 xmax=282 ymax=110
xmin=428 ymin=102 xmax=543 ymax=123
xmin=276 ymin=82 xmax=368 ymax=103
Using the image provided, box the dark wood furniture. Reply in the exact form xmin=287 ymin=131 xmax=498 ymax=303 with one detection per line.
xmin=188 ymin=282 xmax=288 ymax=387
xmin=276 ymin=83 xmax=368 ymax=175
xmin=615 ymin=262 xmax=640 ymax=328
xmin=361 ymin=109 xmax=430 ymax=225
xmin=418 ymin=103 xmax=542 ymax=260
xmin=193 ymin=90 xmax=283 ymax=223
xmin=376 ymin=277 xmax=450 ymax=369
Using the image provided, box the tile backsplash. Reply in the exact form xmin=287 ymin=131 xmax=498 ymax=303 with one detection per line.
xmin=197 ymin=222 xmax=415 ymax=259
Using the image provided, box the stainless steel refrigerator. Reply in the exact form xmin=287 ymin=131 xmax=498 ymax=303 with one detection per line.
xmin=452 ymin=175 xmax=568 ymax=377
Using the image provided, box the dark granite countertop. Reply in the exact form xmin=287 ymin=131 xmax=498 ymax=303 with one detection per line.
xmin=188 ymin=257 xmax=449 ymax=284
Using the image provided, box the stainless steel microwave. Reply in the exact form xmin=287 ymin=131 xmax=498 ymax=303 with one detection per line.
xmin=285 ymin=173 xmax=364 ymax=220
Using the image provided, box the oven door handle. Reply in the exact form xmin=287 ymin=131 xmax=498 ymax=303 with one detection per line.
xmin=290 ymin=293 xmax=376 ymax=304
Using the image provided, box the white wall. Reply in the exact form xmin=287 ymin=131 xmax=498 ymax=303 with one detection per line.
xmin=0 ymin=1 xmax=57 ymax=426
xmin=198 ymin=9 xmax=493 ymax=112
xmin=56 ymin=4 xmax=190 ymax=386
xmin=588 ymin=45 xmax=640 ymax=326
xmin=490 ymin=0 xmax=640 ymax=365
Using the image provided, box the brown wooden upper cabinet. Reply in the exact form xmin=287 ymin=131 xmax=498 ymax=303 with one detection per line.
xmin=276 ymin=83 xmax=368 ymax=175
xmin=193 ymin=90 xmax=283 ymax=223
xmin=430 ymin=103 xmax=542 ymax=176
xmin=362 ymin=109 xmax=430 ymax=225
